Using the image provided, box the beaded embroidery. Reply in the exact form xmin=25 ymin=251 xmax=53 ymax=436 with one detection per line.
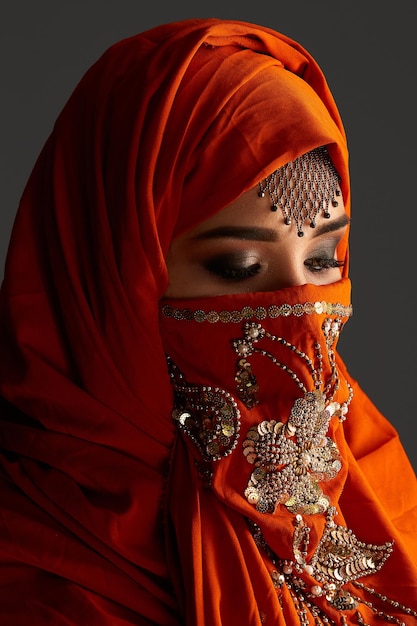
xmin=248 ymin=509 xmax=416 ymax=625
xmin=233 ymin=317 xmax=352 ymax=514
xmin=163 ymin=299 xmax=416 ymax=624
xmin=168 ymin=357 xmax=241 ymax=462
xmin=161 ymin=300 xmax=352 ymax=324
xmin=243 ymin=390 xmax=342 ymax=514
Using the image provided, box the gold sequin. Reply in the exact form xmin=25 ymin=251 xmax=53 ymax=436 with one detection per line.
xmin=161 ymin=300 xmax=352 ymax=323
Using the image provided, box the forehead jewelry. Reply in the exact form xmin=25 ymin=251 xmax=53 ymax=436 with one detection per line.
xmin=258 ymin=146 xmax=341 ymax=237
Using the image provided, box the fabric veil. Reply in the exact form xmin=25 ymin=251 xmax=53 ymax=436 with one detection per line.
xmin=0 ymin=17 xmax=416 ymax=625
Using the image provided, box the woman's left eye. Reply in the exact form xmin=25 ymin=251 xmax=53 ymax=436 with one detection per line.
xmin=304 ymin=257 xmax=345 ymax=272
xmin=203 ymin=253 xmax=262 ymax=282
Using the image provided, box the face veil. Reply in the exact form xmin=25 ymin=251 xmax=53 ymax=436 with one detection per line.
xmin=0 ymin=17 xmax=416 ymax=626
xmin=159 ymin=280 xmax=412 ymax=624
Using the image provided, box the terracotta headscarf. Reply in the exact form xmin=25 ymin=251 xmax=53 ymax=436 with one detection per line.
xmin=0 ymin=17 xmax=416 ymax=626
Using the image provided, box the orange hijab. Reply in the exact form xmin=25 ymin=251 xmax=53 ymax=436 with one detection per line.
xmin=0 ymin=17 xmax=416 ymax=625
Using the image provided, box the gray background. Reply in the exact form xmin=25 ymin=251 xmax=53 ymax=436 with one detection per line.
xmin=1 ymin=2 xmax=416 ymax=470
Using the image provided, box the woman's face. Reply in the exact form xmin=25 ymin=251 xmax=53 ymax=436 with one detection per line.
xmin=164 ymin=184 xmax=349 ymax=298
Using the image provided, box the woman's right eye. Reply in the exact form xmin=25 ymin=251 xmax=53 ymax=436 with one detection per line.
xmin=203 ymin=255 xmax=262 ymax=281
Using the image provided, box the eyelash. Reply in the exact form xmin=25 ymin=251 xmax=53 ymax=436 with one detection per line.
xmin=304 ymin=257 xmax=345 ymax=273
xmin=205 ymin=262 xmax=262 ymax=281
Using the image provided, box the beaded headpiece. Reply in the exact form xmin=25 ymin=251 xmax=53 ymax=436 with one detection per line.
xmin=258 ymin=146 xmax=341 ymax=237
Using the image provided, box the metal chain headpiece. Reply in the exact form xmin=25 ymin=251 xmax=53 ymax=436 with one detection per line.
xmin=258 ymin=146 xmax=341 ymax=237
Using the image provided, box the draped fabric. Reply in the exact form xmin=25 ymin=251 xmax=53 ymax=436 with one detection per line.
xmin=0 ymin=17 xmax=415 ymax=625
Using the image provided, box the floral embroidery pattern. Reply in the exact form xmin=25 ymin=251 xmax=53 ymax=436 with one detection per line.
xmin=168 ymin=357 xmax=241 ymax=462
xmin=243 ymin=390 xmax=343 ymax=514
xmin=248 ymin=509 xmax=410 ymax=625
xmin=231 ymin=317 xmax=352 ymax=515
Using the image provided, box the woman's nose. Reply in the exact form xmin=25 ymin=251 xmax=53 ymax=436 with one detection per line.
xmin=267 ymin=259 xmax=307 ymax=291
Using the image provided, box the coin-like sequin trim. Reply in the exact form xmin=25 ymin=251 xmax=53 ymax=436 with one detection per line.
xmin=247 ymin=509 xmax=417 ymax=626
xmin=161 ymin=301 xmax=352 ymax=323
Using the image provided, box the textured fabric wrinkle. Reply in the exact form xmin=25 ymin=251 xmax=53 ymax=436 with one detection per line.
xmin=150 ymin=47 xmax=278 ymax=241
xmin=2 ymin=456 xmax=175 ymax=599
xmin=337 ymin=453 xmax=417 ymax=603
xmin=164 ymin=433 xmax=203 ymax=621
xmin=202 ymin=21 xmax=310 ymax=70
xmin=345 ymin=457 xmax=416 ymax=543
xmin=167 ymin=436 xmax=281 ymax=626
xmin=199 ymin=22 xmax=346 ymax=146
xmin=38 ymin=102 xmax=161 ymax=422
xmin=343 ymin=431 xmax=417 ymax=557
xmin=0 ymin=26 xmax=179 ymax=602
xmin=53 ymin=73 xmax=172 ymax=427
xmin=180 ymin=125 xmax=347 ymax=247
xmin=0 ymin=570 xmax=169 ymax=626
xmin=339 ymin=369 xmax=404 ymax=460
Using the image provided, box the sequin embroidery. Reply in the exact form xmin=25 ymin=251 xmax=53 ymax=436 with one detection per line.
xmin=243 ymin=390 xmax=342 ymax=514
xmin=233 ymin=318 xmax=352 ymax=514
xmin=248 ymin=510 xmax=416 ymax=625
xmin=161 ymin=300 xmax=352 ymax=323
xmin=168 ymin=357 xmax=240 ymax=462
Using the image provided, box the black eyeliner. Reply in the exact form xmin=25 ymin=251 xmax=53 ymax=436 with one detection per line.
xmin=203 ymin=253 xmax=261 ymax=281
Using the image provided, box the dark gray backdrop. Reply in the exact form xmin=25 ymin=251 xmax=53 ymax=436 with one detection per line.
xmin=1 ymin=1 xmax=416 ymax=470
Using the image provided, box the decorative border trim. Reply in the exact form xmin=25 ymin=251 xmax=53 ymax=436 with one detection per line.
xmin=161 ymin=301 xmax=353 ymax=323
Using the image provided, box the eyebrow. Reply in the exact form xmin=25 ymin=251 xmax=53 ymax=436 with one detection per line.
xmin=312 ymin=214 xmax=351 ymax=236
xmin=193 ymin=214 xmax=350 ymax=242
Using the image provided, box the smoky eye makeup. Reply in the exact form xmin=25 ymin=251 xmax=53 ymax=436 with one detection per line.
xmin=303 ymin=239 xmax=344 ymax=271
xmin=304 ymin=257 xmax=345 ymax=272
xmin=202 ymin=252 xmax=262 ymax=281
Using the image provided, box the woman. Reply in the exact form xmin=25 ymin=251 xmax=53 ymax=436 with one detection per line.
xmin=0 ymin=17 xmax=416 ymax=626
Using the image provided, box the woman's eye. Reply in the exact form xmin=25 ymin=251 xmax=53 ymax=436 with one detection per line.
xmin=304 ymin=257 xmax=345 ymax=272
xmin=203 ymin=255 xmax=262 ymax=281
